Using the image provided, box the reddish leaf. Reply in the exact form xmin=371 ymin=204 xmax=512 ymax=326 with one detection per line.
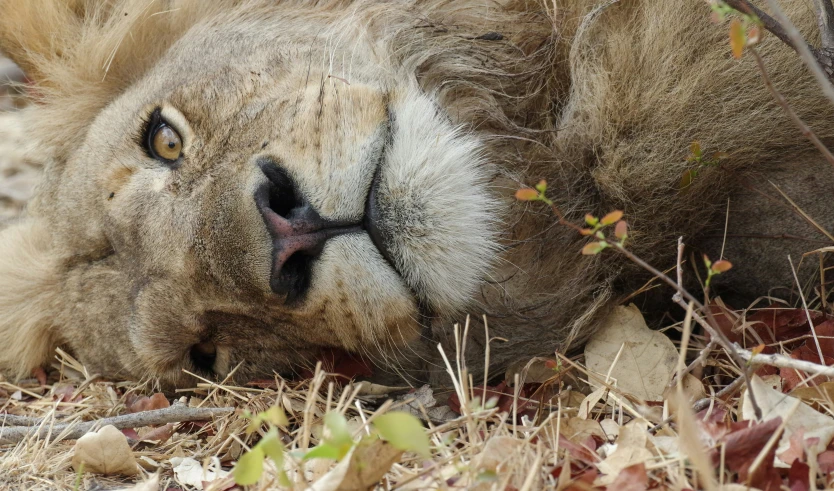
xmin=139 ymin=423 xmax=176 ymax=444
xmin=730 ymin=18 xmax=745 ymax=59
xmin=600 ymin=210 xmax=623 ymax=226
xmin=711 ymin=260 xmax=732 ymax=273
xmin=52 ymin=384 xmax=76 ymax=403
xmin=32 ymin=367 xmax=47 ymax=387
xmin=121 ymin=428 xmax=140 ymax=440
xmin=312 ymin=349 xmax=374 ymax=380
xmin=581 ymin=242 xmax=605 ymax=255
xmin=818 ymin=450 xmax=834 ymax=473
xmin=127 ymin=393 xmax=170 ymax=413
xmin=614 ymin=220 xmax=628 ymax=239
xmin=515 ymin=188 xmax=539 ymax=201
xmin=788 ymin=460 xmax=810 ymax=491
xmin=712 ymin=418 xmax=782 ymax=491
xmin=608 ymin=463 xmax=648 ymax=491
xmin=778 ymin=428 xmax=806 ymax=465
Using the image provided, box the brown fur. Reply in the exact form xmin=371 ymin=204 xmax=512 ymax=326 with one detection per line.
xmin=0 ymin=0 xmax=832 ymax=387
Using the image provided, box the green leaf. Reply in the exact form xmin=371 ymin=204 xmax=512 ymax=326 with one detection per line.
xmin=373 ymin=412 xmax=430 ymax=458
xmin=534 ymin=179 xmax=547 ymax=193
xmin=263 ymin=406 xmax=289 ymax=427
xmin=233 ymin=446 xmax=265 ymax=486
xmin=584 ymin=214 xmax=599 ymax=226
xmin=324 ymin=412 xmax=353 ymax=449
xmin=304 ymin=443 xmax=343 ymax=461
xmin=259 ymin=428 xmax=285 ymax=469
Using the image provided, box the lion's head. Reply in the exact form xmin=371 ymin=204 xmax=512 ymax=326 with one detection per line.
xmin=0 ymin=0 xmax=557 ymax=387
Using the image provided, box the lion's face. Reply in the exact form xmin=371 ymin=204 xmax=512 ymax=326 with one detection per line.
xmin=49 ymin=5 xmax=497 ymax=384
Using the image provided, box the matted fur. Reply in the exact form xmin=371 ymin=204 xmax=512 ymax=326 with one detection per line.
xmin=0 ymin=0 xmax=832 ymax=386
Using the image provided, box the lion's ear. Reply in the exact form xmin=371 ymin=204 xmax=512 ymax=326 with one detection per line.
xmin=0 ymin=0 xmax=87 ymax=84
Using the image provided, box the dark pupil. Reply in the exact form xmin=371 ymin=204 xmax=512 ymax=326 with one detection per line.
xmin=167 ymin=141 xmax=176 ymax=149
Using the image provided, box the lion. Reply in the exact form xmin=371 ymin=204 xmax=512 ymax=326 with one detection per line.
xmin=0 ymin=0 xmax=832 ymax=388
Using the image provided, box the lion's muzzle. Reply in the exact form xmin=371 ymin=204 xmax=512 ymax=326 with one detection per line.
xmin=255 ymin=159 xmax=361 ymax=302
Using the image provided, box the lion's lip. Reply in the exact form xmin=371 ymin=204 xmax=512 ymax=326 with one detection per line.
xmin=362 ymin=167 xmax=399 ymax=272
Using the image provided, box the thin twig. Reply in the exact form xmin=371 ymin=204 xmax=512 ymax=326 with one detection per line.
xmin=738 ymin=344 xmax=834 ymax=376
xmin=610 ymin=242 xmax=763 ymax=419
xmin=650 ymin=375 xmax=746 ymax=434
xmin=0 ymin=403 xmax=233 ymax=444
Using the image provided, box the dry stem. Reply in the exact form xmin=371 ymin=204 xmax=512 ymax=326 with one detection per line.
xmin=0 ymin=403 xmax=233 ymax=444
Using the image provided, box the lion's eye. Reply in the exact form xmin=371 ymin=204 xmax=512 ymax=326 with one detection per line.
xmin=142 ymin=108 xmax=184 ymax=164
xmin=150 ymin=124 xmax=182 ymax=162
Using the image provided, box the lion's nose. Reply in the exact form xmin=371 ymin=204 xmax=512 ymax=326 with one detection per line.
xmin=255 ymin=159 xmax=361 ymax=302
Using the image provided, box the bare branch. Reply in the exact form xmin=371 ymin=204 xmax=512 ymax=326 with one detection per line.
xmin=813 ymin=0 xmax=834 ymax=51
xmin=0 ymin=403 xmax=233 ymax=444
xmin=738 ymin=344 xmax=834 ymax=376
xmin=762 ymin=0 xmax=834 ymax=106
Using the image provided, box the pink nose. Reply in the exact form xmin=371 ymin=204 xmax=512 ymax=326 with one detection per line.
xmin=255 ymin=160 xmax=361 ymax=302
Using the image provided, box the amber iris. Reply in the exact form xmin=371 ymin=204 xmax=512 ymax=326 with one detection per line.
xmin=151 ymin=124 xmax=182 ymax=161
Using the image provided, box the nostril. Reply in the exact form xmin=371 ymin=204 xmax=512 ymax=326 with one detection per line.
xmin=190 ymin=341 xmax=217 ymax=374
xmin=259 ymin=159 xmax=300 ymax=218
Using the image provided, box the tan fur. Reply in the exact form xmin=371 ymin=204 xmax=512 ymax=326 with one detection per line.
xmin=0 ymin=220 xmax=62 ymax=377
xmin=0 ymin=0 xmax=832 ymax=386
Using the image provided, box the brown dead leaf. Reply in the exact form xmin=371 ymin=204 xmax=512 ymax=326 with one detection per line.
xmin=72 ymin=425 xmax=140 ymax=476
xmin=585 ymin=305 xmax=678 ymax=402
xmin=557 ymin=417 xmax=605 ymax=443
xmin=595 ymin=423 xmax=653 ymax=485
xmin=311 ymin=438 xmax=403 ymax=491
xmin=743 ymin=375 xmax=834 ymax=465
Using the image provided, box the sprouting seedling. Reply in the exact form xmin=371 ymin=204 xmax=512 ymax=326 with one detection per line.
xmin=516 ymin=180 xmax=628 ymax=255
xmin=578 ymin=210 xmax=628 ymax=255
xmin=703 ymin=254 xmax=733 ymax=289
xmin=233 ymin=406 xmax=290 ymax=486
xmin=681 ymin=141 xmax=728 ymax=190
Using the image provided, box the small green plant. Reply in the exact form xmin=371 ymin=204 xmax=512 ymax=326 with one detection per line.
xmin=233 ymin=406 xmax=290 ymax=486
xmin=680 ymin=141 xmax=728 ymax=190
xmin=703 ymin=254 xmax=733 ymax=289
xmin=232 ymin=407 xmax=431 ymax=487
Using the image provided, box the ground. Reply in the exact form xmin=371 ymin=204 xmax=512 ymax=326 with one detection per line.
xmin=2 ymin=58 xmax=834 ymax=491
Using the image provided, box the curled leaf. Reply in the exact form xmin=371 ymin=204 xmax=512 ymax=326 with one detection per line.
xmin=614 ymin=220 xmax=628 ymax=240
xmin=600 ymin=210 xmax=623 ymax=226
xmin=581 ymin=242 xmax=606 ymax=255
xmin=535 ymin=179 xmax=547 ymax=193
xmin=515 ymin=188 xmax=539 ymax=201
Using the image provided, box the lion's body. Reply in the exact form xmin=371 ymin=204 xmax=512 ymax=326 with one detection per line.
xmin=0 ymin=0 xmax=832 ymax=387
